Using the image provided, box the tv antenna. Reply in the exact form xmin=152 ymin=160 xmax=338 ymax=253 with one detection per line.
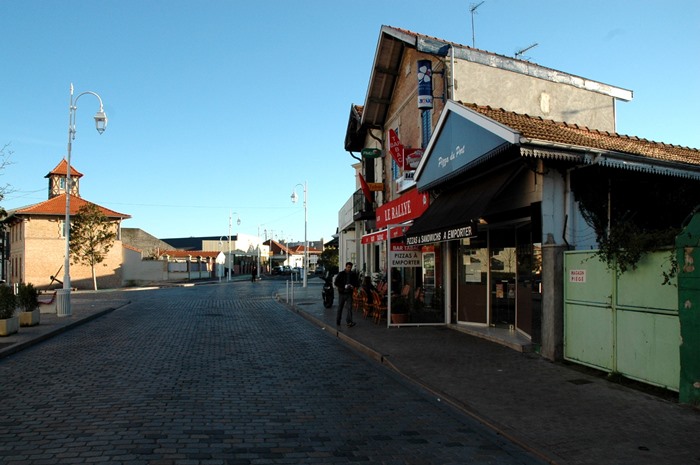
xmin=515 ymin=42 xmax=539 ymax=60
xmin=470 ymin=1 xmax=485 ymax=48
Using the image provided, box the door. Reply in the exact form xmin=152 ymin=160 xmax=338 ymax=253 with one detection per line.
xmin=457 ymin=236 xmax=488 ymax=324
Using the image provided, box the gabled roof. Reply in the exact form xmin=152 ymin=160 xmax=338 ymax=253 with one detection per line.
xmin=6 ymin=194 xmax=130 ymax=219
xmin=466 ymin=103 xmax=700 ymax=167
xmin=264 ymin=239 xmax=294 ymax=255
xmin=45 ymin=158 xmax=84 ymax=179
xmin=361 ymin=25 xmax=632 ymax=129
xmin=415 ymin=100 xmax=700 ymax=189
xmin=288 ymin=244 xmax=322 ymax=254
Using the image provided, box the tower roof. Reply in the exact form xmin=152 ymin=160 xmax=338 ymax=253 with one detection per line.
xmin=45 ymin=158 xmax=84 ymax=179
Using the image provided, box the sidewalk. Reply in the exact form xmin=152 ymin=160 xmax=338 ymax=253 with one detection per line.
xmin=0 ymin=291 xmax=131 ymax=360
xmin=281 ymin=281 xmax=699 ymax=465
xmin=2 ymin=280 xmax=697 ymax=465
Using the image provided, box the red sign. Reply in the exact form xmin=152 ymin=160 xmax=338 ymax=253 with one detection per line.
xmin=404 ymin=147 xmax=424 ymax=170
xmin=376 ymin=188 xmax=430 ymax=229
xmin=361 ymin=226 xmax=409 ymax=244
xmin=388 ymin=129 xmax=404 ymax=168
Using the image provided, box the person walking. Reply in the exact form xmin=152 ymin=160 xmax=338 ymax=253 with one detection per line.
xmin=251 ymin=266 xmax=257 ymax=282
xmin=334 ymin=261 xmax=359 ymax=327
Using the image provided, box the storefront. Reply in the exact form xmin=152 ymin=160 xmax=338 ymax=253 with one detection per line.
xmin=361 ymin=188 xmax=444 ymax=326
xmin=405 ymin=101 xmax=543 ymax=342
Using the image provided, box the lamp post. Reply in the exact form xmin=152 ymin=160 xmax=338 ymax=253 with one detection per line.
xmin=257 ymin=224 xmax=263 ymax=279
xmin=218 ymin=236 xmax=225 ymax=281
xmin=228 ymin=211 xmax=240 ymax=281
xmin=291 ymin=181 xmax=308 ymax=288
xmin=56 ymin=83 xmax=108 ymax=317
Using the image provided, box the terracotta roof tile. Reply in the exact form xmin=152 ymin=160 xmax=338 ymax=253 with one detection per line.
xmin=45 ymin=159 xmax=84 ymax=178
xmin=158 ymin=250 xmax=220 ymax=259
xmin=10 ymin=194 xmax=131 ymax=219
xmin=462 ymin=103 xmax=700 ymax=166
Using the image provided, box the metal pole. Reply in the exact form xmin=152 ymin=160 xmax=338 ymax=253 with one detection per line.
xmin=303 ymin=180 xmax=308 ymax=288
xmin=57 ymin=85 xmax=75 ymax=317
xmin=228 ymin=211 xmax=232 ymax=281
xmin=56 ymin=83 xmax=107 ymax=317
xmin=257 ymin=225 xmax=261 ymax=281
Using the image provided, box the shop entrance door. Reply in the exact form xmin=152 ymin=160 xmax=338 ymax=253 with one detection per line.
xmin=488 ymin=223 xmax=540 ymax=336
xmin=457 ymin=236 xmax=488 ymax=324
xmin=489 ymin=228 xmax=516 ymax=328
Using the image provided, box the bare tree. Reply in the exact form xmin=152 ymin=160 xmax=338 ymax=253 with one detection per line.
xmin=0 ymin=143 xmax=15 ymax=222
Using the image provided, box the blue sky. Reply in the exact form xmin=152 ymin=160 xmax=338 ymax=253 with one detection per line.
xmin=1 ymin=0 xmax=698 ymax=245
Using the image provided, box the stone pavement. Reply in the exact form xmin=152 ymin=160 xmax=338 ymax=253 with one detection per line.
xmin=1 ymin=277 xmax=698 ymax=465
xmin=281 ymin=279 xmax=700 ymax=465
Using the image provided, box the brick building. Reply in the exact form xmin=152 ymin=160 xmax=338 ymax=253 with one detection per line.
xmin=2 ymin=159 xmax=130 ymax=289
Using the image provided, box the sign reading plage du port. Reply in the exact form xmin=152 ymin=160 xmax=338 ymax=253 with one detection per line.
xmin=569 ymin=269 xmax=586 ymax=283
xmin=390 ymin=242 xmax=421 ymax=267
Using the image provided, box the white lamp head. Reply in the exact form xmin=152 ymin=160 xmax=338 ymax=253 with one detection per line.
xmin=94 ymin=109 xmax=108 ymax=134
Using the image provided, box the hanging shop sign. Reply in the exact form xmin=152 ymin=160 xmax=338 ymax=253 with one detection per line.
xmin=368 ymin=182 xmax=384 ymax=191
xmin=361 ymin=147 xmax=382 ymax=158
xmin=389 ymin=242 xmax=421 ymax=267
xmin=389 ymin=129 xmax=404 ymax=168
xmin=417 ymin=59 xmax=433 ymax=109
xmin=405 ymin=148 xmax=424 ymax=170
xmin=376 ymin=188 xmax=429 ymax=229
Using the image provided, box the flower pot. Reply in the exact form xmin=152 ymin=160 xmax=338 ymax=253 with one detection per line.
xmin=0 ymin=316 xmax=19 ymax=336
xmin=391 ymin=313 xmax=409 ymax=324
xmin=19 ymin=309 xmax=40 ymax=327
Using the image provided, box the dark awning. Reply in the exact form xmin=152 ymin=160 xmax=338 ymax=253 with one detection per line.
xmin=405 ymin=167 xmax=519 ymax=246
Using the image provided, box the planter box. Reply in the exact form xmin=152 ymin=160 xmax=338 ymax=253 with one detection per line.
xmin=0 ymin=316 xmax=19 ymax=336
xmin=19 ymin=309 xmax=40 ymax=327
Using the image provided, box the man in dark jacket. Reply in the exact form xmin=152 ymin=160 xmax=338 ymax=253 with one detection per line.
xmin=334 ymin=261 xmax=359 ymax=327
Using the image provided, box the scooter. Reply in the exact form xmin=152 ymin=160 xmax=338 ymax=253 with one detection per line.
xmin=322 ymin=272 xmax=334 ymax=308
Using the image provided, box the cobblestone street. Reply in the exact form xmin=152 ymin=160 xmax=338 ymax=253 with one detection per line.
xmin=0 ymin=281 xmax=544 ymax=465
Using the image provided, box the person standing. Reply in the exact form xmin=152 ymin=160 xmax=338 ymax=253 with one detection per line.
xmin=334 ymin=261 xmax=359 ymax=327
xmin=251 ymin=266 xmax=257 ymax=282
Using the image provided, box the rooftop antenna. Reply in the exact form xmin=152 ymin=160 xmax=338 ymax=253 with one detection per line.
xmin=470 ymin=1 xmax=485 ymax=48
xmin=515 ymin=42 xmax=539 ymax=60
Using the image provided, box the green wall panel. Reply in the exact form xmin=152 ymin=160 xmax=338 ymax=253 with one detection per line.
xmin=564 ymin=303 xmax=613 ymax=370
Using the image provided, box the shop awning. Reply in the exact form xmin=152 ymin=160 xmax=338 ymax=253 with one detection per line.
xmin=405 ymin=168 xmax=518 ymax=246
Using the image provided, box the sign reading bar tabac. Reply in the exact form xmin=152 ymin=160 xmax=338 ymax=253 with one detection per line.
xmin=390 ymin=242 xmax=421 ymax=267
xmin=376 ymin=188 xmax=429 ymax=229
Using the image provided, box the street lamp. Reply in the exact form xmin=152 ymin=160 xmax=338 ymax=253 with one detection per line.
xmin=57 ymin=83 xmax=108 ymax=317
xmin=257 ymin=224 xmax=264 ymax=279
xmin=228 ymin=211 xmax=240 ymax=281
xmin=291 ymin=181 xmax=308 ymax=288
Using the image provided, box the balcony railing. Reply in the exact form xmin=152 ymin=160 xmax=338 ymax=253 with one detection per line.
xmin=352 ymin=189 xmax=375 ymax=221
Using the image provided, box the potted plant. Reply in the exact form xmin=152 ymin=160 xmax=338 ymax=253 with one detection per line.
xmin=0 ymin=284 xmax=18 ymax=336
xmin=17 ymin=283 xmax=40 ymax=327
xmin=391 ymin=295 xmax=410 ymax=324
